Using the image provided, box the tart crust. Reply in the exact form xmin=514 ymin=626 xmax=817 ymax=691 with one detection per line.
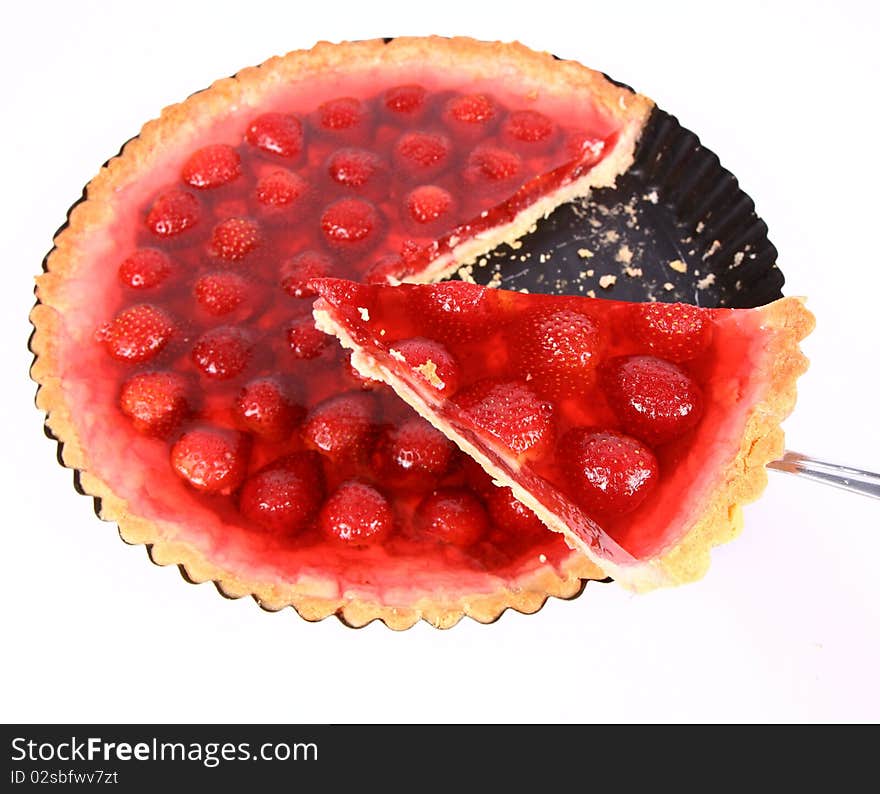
xmin=29 ymin=36 xmax=647 ymax=628
xmin=314 ymin=296 xmax=815 ymax=591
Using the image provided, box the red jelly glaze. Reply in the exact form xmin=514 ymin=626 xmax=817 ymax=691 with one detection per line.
xmin=96 ymin=81 xmax=619 ymax=585
xmin=312 ymin=280 xmax=727 ymax=561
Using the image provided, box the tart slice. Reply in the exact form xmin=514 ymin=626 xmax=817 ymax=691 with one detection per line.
xmin=312 ymin=278 xmax=815 ymax=590
xmin=31 ymin=37 xmax=653 ymax=628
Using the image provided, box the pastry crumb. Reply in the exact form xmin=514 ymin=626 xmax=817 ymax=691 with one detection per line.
xmin=510 ymin=239 xmax=523 ymax=250
xmin=695 ymin=221 xmax=705 ymax=233
xmin=669 ymin=259 xmax=688 ymax=273
xmin=663 ymin=282 xmax=675 ymax=291
xmin=643 ymin=190 xmax=659 ymax=204
xmin=615 ymin=244 xmax=634 ymax=265
xmin=457 ymin=265 xmax=475 ymax=283
xmin=623 ymin=266 xmax=643 ymax=278
xmin=586 ymin=289 xmax=596 ymax=298
xmin=598 ymin=274 xmax=617 ymax=289
xmin=388 ymin=348 xmax=405 ymax=362
xmin=415 ymin=360 xmax=445 ymax=389
xmin=602 ymin=229 xmax=620 ymax=244
xmin=732 ymin=251 xmax=744 ymax=267
xmin=577 ymin=247 xmax=593 ymax=259
xmin=702 ymin=239 xmax=721 ymax=260
xmin=696 ymin=273 xmax=716 ymax=290
xmin=357 ymin=306 xmax=370 ymax=322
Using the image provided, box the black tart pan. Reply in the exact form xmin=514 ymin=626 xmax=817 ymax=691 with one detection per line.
xmin=465 ymin=104 xmax=784 ymax=309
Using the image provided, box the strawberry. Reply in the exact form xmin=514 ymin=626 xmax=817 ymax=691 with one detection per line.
xmin=302 ymin=391 xmax=377 ymax=461
xmin=245 ymin=113 xmax=304 ymax=158
xmin=416 ymin=487 xmax=488 ymax=547
xmin=320 ymin=198 xmax=381 ymax=249
xmin=98 ymin=304 xmax=175 ymax=363
xmin=444 ymin=93 xmax=497 ymax=126
xmin=117 ymin=248 xmax=172 ymax=289
xmin=326 ymin=148 xmax=386 ymax=190
xmin=255 ymin=169 xmax=310 ymax=208
xmin=181 ymin=144 xmax=241 ymax=189
xmin=405 ymin=185 xmax=454 ymax=225
xmin=453 ymin=378 xmax=554 ymax=456
xmin=234 ymin=378 xmax=303 ymax=440
xmin=558 ymin=428 xmax=658 ymax=515
xmin=146 ymin=189 xmax=201 ymax=238
xmin=210 ymin=217 xmax=262 ymax=261
xmin=194 ymin=271 xmax=248 ymax=316
xmin=119 ymin=371 xmax=191 ymax=436
xmin=392 ymin=131 xmax=452 ymax=178
xmin=484 ymin=486 xmax=545 ymax=537
xmin=400 ymin=239 xmax=428 ymax=270
xmin=602 ymin=355 xmax=703 ymax=444
xmin=513 ymin=308 xmax=603 ymax=397
xmin=564 ymin=129 xmax=605 ymax=165
xmin=239 ymin=452 xmax=324 ymax=533
xmin=391 ymin=337 xmax=461 ymax=396
xmin=384 ymin=84 xmax=428 ymax=115
xmin=406 ymin=281 xmax=491 ymax=342
xmin=464 ymin=145 xmax=521 ymax=184
xmin=320 ymin=481 xmax=393 ymax=545
xmin=281 ymin=250 xmax=333 ymax=298
xmin=287 ymin=316 xmax=331 ymax=359
xmin=309 ymin=277 xmax=374 ymax=314
xmin=364 ymin=253 xmax=406 ymax=285
xmin=317 ymin=97 xmax=366 ymax=131
xmin=170 ymin=426 xmax=249 ymax=494
xmin=378 ymin=417 xmax=455 ymax=481
xmin=630 ymin=302 xmax=714 ymax=362
xmin=191 ymin=326 xmax=252 ymax=380
xmin=502 ymin=109 xmax=555 ymax=143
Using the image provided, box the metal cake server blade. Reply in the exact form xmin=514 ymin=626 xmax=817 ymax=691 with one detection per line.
xmin=768 ymin=451 xmax=880 ymax=499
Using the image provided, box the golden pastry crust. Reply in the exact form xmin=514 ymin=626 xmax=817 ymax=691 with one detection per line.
xmin=314 ymin=296 xmax=815 ymax=592
xmin=650 ymin=297 xmax=815 ymax=589
xmin=30 ymin=36 xmax=637 ymax=629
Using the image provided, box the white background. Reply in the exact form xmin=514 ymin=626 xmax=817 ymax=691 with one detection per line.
xmin=3 ymin=0 xmax=878 ymax=723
